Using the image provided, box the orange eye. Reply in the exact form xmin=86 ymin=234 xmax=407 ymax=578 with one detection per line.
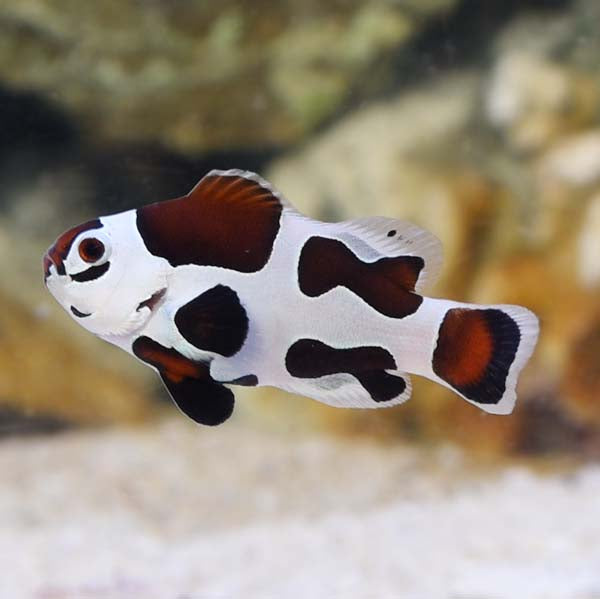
xmin=78 ymin=237 xmax=105 ymax=263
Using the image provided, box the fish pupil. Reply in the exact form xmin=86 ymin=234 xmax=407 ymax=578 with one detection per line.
xmin=79 ymin=238 xmax=105 ymax=263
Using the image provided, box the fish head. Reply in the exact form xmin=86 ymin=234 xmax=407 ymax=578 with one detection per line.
xmin=43 ymin=211 xmax=169 ymax=337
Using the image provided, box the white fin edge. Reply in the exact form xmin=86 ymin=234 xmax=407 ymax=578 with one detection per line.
xmin=281 ymin=372 xmax=412 ymax=409
xmin=462 ymin=304 xmax=539 ymax=415
xmin=200 ymin=169 xmax=299 ymax=213
xmin=337 ymin=216 xmax=443 ymax=293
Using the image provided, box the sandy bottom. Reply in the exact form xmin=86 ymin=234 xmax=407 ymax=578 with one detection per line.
xmin=1 ymin=420 xmax=599 ymax=599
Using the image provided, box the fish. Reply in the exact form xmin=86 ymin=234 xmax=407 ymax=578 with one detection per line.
xmin=43 ymin=169 xmax=539 ymax=426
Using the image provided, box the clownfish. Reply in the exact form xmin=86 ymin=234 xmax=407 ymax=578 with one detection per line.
xmin=43 ymin=170 xmax=539 ymax=426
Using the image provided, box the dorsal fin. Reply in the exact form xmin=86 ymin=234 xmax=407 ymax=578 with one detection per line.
xmin=335 ymin=216 xmax=443 ymax=293
xmin=136 ymin=170 xmax=283 ymax=272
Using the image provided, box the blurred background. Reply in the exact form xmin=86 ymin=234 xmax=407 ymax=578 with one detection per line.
xmin=1 ymin=0 xmax=600 ymax=597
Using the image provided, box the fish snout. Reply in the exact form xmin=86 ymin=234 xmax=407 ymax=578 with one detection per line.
xmin=43 ymin=252 xmax=54 ymax=282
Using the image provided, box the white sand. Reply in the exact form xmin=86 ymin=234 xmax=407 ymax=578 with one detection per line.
xmin=1 ymin=420 xmax=599 ymax=599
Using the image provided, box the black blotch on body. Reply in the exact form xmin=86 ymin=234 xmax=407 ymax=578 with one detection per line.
xmin=132 ymin=336 xmax=234 ymax=426
xmin=355 ymin=370 xmax=406 ymax=403
xmin=387 ymin=229 xmax=396 ymax=237
xmin=286 ymin=338 xmax=405 ymax=403
xmin=175 ymin=285 xmax=248 ymax=357
xmin=70 ymin=261 xmax=110 ymax=283
xmin=298 ymin=236 xmax=424 ymax=318
xmin=432 ymin=308 xmax=521 ymax=405
xmin=226 ymin=374 xmax=259 ymax=386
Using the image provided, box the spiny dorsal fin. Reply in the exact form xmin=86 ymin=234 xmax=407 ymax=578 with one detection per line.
xmin=136 ymin=170 xmax=283 ymax=272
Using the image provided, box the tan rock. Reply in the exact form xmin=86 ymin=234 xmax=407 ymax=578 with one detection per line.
xmin=577 ymin=193 xmax=600 ymax=289
xmin=538 ymin=131 xmax=600 ymax=189
xmin=532 ymin=132 xmax=600 ymax=252
xmin=563 ymin=317 xmax=600 ymax=427
xmin=486 ymin=52 xmax=599 ymax=154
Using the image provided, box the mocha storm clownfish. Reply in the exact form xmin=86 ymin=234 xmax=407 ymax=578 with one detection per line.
xmin=43 ymin=170 xmax=539 ymax=426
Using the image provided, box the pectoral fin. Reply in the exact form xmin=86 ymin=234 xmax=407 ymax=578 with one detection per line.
xmin=132 ymin=335 xmax=235 ymax=426
xmin=159 ymin=372 xmax=234 ymax=426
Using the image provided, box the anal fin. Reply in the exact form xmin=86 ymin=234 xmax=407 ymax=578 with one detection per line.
xmin=282 ymin=372 xmax=412 ymax=409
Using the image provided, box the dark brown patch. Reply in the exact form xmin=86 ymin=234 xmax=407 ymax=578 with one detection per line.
xmin=286 ymin=338 xmax=406 ymax=403
xmin=298 ymin=236 xmax=423 ymax=318
xmin=44 ymin=219 xmax=103 ymax=277
xmin=432 ymin=308 xmax=520 ymax=405
xmin=175 ymin=285 xmax=248 ymax=357
xmin=132 ymin=336 xmax=234 ymax=426
xmin=136 ymin=172 xmax=282 ymax=272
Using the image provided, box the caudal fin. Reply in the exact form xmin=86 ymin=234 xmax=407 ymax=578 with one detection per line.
xmin=431 ymin=304 xmax=539 ymax=414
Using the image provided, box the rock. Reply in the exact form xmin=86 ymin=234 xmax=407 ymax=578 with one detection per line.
xmin=577 ymin=193 xmax=600 ymax=288
xmin=486 ymin=52 xmax=599 ymax=154
xmin=486 ymin=0 xmax=600 ymax=155
xmin=530 ymin=131 xmax=600 ymax=252
xmin=538 ymin=130 xmax=600 ymax=188
xmin=0 ymin=0 xmax=458 ymax=154
xmin=268 ymin=72 xmax=478 ymax=215
xmin=563 ymin=318 xmax=600 ymax=427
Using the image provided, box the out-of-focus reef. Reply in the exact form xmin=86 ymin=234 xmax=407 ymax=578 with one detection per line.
xmin=0 ymin=0 xmax=458 ymax=153
xmin=0 ymin=0 xmax=599 ymax=454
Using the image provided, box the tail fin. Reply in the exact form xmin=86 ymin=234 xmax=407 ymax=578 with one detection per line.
xmin=431 ymin=304 xmax=539 ymax=414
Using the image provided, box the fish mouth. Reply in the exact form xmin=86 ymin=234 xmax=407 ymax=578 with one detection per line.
xmin=71 ymin=305 xmax=91 ymax=318
xmin=136 ymin=287 xmax=167 ymax=313
xmin=43 ymin=254 xmax=53 ymax=282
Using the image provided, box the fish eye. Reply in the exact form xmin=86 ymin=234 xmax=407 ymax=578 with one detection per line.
xmin=78 ymin=237 xmax=105 ymax=263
